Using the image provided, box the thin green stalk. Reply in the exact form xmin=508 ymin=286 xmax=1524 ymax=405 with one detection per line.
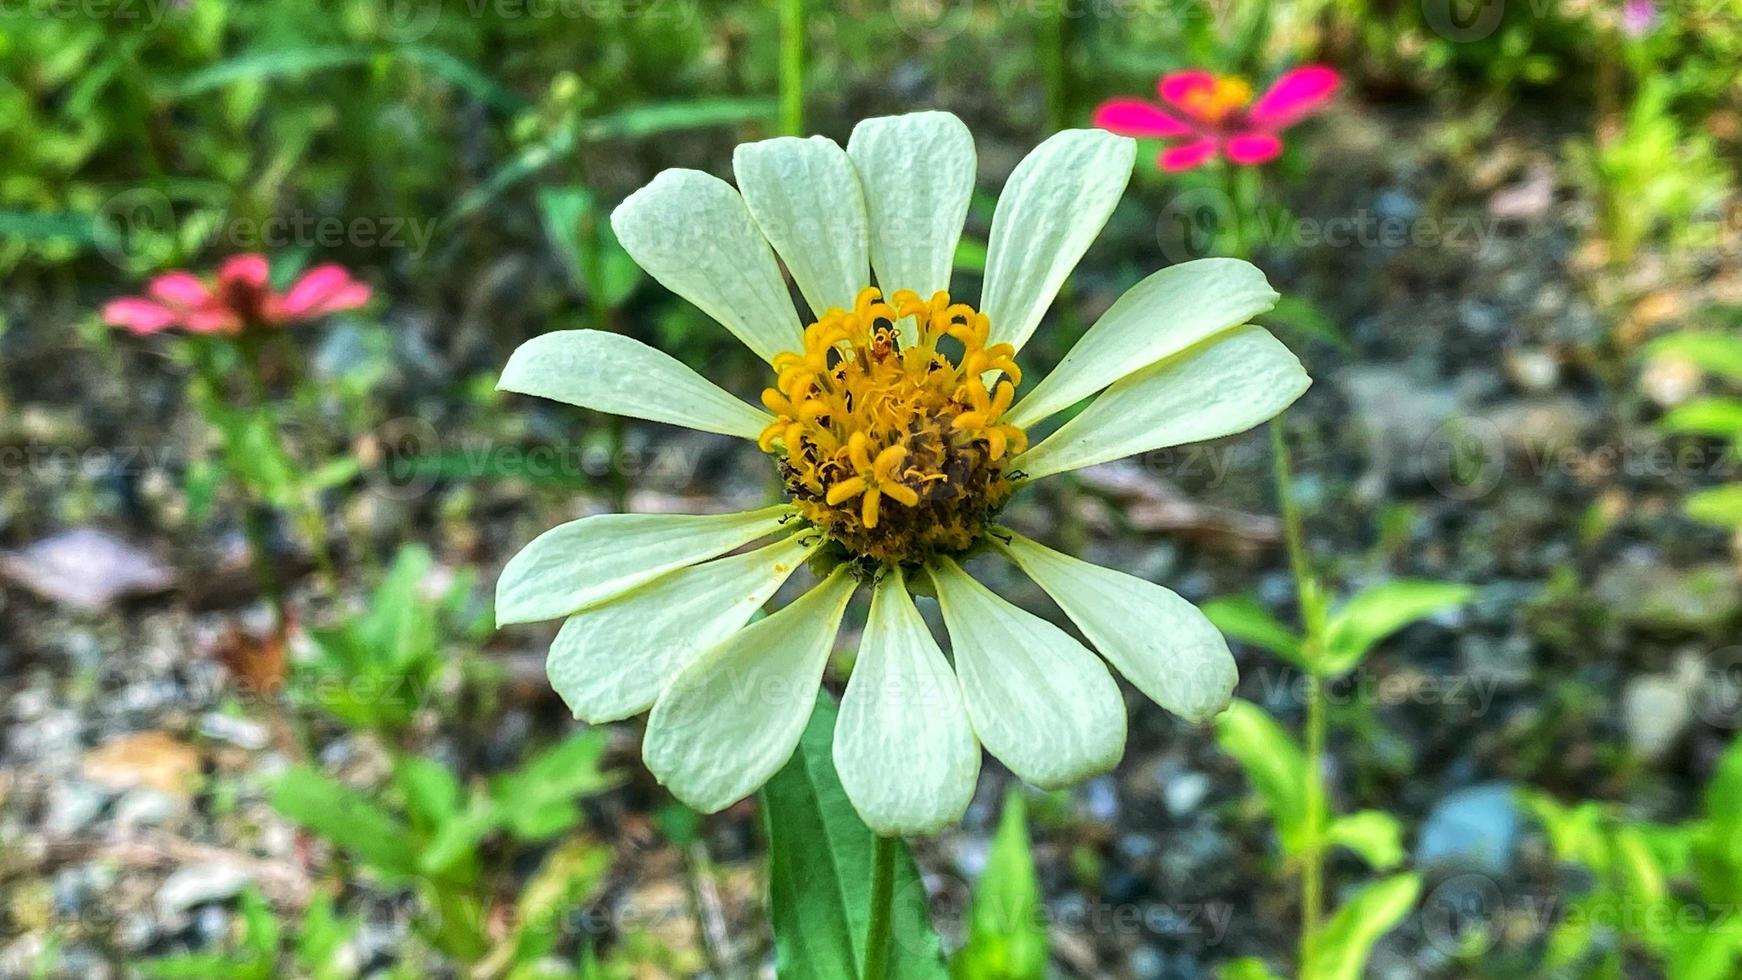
xmin=189 ymin=340 xmax=288 ymax=636
xmin=1271 ymin=417 xmax=1327 ymax=964
xmin=1040 ymin=4 xmax=1070 ymax=133
xmin=238 ymin=332 xmax=337 ymax=587
xmin=862 ymin=835 xmax=898 ymax=980
xmin=779 ymin=0 xmax=805 ymax=136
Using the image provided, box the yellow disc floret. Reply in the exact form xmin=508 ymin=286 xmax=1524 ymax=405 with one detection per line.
xmin=1182 ymin=75 xmax=1254 ymax=124
xmin=760 ymin=286 xmax=1028 ymax=565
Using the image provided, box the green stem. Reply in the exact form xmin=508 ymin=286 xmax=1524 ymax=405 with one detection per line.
xmin=189 ymin=339 xmax=288 ymax=636
xmin=862 ymin=835 xmax=898 ymax=980
xmin=1271 ymin=417 xmax=1327 ymax=965
xmin=1040 ymin=4 xmax=1070 ymax=134
xmin=779 ymin=0 xmax=805 ymax=136
xmin=238 ymin=332 xmax=338 ymax=588
xmin=1221 ymin=163 xmax=1249 ymax=259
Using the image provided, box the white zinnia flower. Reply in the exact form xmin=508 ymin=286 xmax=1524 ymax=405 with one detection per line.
xmin=496 ymin=111 xmax=1310 ymax=836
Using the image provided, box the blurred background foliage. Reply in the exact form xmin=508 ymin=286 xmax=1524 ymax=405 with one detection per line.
xmin=3 ymin=0 xmax=1742 ymax=977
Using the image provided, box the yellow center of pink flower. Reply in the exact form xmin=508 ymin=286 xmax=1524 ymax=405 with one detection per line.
xmin=1182 ymin=75 xmax=1254 ymax=125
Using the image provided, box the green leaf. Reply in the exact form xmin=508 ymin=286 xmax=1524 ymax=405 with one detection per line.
xmin=170 ymin=46 xmax=379 ymax=97
xmin=1647 ymin=331 xmax=1742 ymax=381
xmin=1217 ymin=958 xmax=1285 ymax=980
xmin=510 ymin=837 xmax=613 ymax=966
xmin=1320 ymin=580 xmax=1475 ymax=675
xmin=761 ymin=698 xmax=948 ymax=980
xmin=393 ymin=754 xmax=463 ymax=830
xmin=1324 ymin=810 xmax=1406 ymax=871
xmin=1687 ymin=485 xmax=1742 ymax=529
xmin=1215 ymin=700 xmax=1309 ymax=853
xmin=1300 ymin=874 xmax=1421 ymax=980
xmin=1264 ymin=295 xmax=1350 ymax=350
xmin=1660 ymin=398 xmax=1742 ymax=440
xmin=137 ymin=954 xmax=248 ymax=979
xmin=954 ymin=237 xmax=988 ymax=273
xmin=490 ymin=730 xmax=616 ymax=841
xmin=270 ymin=766 xmax=419 ymax=880
xmin=1520 ymin=790 xmax=1612 ymax=870
xmin=294 ymin=890 xmax=359 ymax=980
xmin=420 ymin=796 xmax=499 ymax=878
xmin=952 ymin=789 xmax=1048 ymax=980
xmin=1200 ymin=595 xmax=1306 ymax=667
xmin=1664 ymin=912 xmax=1742 ymax=980
xmin=578 ymin=97 xmax=779 ymax=140
xmin=169 ymin=45 xmax=525 ymax=112
xmin=538 ymin=186 xmax=641 ymax=308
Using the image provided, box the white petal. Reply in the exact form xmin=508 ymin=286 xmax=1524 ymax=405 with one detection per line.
xmin=991 ymin=531 xmax=1237 ymax=722
xmin=847 ymin=111 xmax=976 ymax=303
xmin=1016 ymin=326 xmax=1310 ymax=481
xmin=496 ymin=505 xmax=794 ymax=626
xmin=547 ymin=533 xmax=821 ymax=723
xmin=611 ymin=169 xmax=804 ymax=362
xmin=644 ymin=569 xmax=858 ymax=813
xmin=1005 ymin=259 xmax=1280 ymax=429
xmin=499 ymin=329 xmax=773 ymax=440
xmin=734 ymin=136 xmax=869 ymax=319
xmin=981 ymin=130 xmax=1135 ymax=354
xmin=928 ymin=558 xmax=1125 ymax=789
xmin=833 ymin=569 xmax=979 ymax=835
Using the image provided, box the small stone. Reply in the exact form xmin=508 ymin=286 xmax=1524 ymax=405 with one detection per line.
xmin=199 ymin=712 xmax=270 ymax=751
xmin=1595 ymin=559 xmax=1742 ymax=633
xmin=1622 ymin=655 xmax=1705 ymax=761
xmin=82 ymin=731 xmax=201 ymax=796
xmin=1079 ymin=776 xmax=1119 ymax=823
xmin=112 ymin=788 xmax=185 ymax=831
xmin=44 ymin=781 xmax=110 ymax=837
xmin=1416 ymin=783 xmax=1520 ymax=875
xmin=1639 ymin=355 xmax=1704 ymax=408
xmin=0 ymin=528 xmax=175 ymax=612
xmin=1163 ymin=771 xmax=1212 ymax=818
xmin=156 ymin=862 xmax=253 ymax=917
xmin=1501 ymin=348 xmax=1560 ymax=394
xmin=1477 ymin=397 xmax=1595 ymax=455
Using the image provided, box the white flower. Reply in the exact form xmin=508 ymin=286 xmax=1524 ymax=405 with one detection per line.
xmin=496 ymin=112 xmax=1311 ymax=835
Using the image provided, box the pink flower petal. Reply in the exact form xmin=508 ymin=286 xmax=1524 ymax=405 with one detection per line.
xmin=273 ymin=265 xmax=371 ymax=321
xmin=1248 ymin=65 xmax=1340 ymax=129
xmin=183 ymin=307 xmax=244 ymax=334
xmin=1158 ymin=139 xmax=1219 ymax=172
xmin=102 ymin=297 xmax=180 ymax=335
xmin=217 ymin=253 xmax=270 ymax=290
xmin=1092 ymin=99 xmax=1196 ymax=138
xmin=145 ymin=272 xmax=211 ymax=309
xmin=1158 ymin=71 xmax=1218 ymax=114
xmin=1225 ymin=132 xmax=1284 ymax=166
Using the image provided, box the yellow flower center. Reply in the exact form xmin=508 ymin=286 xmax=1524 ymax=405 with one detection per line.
xmin=759 ymin=286 xmax=1029 ymax=566
xmin=1182 ymin=75 xmax=1254 ymax=124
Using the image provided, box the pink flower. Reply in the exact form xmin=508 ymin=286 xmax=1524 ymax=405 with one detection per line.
xmin=103 ymin=254 xmax=372 ymax=336
xmin=1093 ymin=65 xmax=1341 ymax=172
xmin=1621 ymin=0 xmax=1657 ymax=37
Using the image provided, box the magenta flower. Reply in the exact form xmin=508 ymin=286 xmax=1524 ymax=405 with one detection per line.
xmin=1621 ymin=0 xmax=1657 ymax=37
xmin=1093 ymin=66 xmax=1341 ymax=172
xmin=103 ymin=254 xmax=372 ymax=336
